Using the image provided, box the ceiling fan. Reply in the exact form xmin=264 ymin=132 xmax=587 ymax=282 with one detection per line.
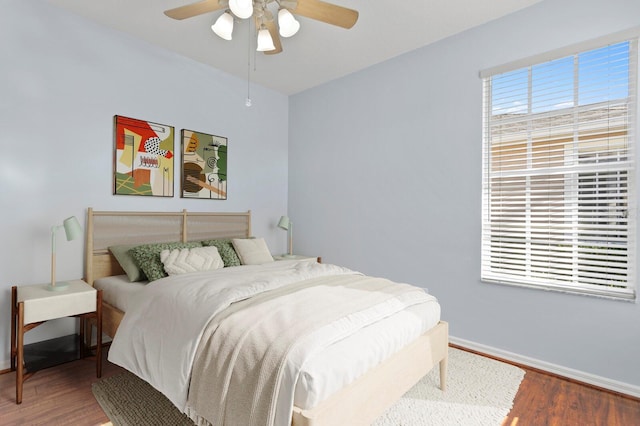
xmin=164 ymin=0 xmax=359 ymax=55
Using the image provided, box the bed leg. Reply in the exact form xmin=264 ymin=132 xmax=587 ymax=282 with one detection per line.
xmin=439 ymin=355 xmax=448 ymax=391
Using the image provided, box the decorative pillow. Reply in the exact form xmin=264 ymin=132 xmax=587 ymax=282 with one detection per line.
xmin=129 ymin=241 xmax=202 ymax=282
xmin=108 ymin=244 xmax=147 ymax=282
xmin=231 ymin=238 xmax=274 ymax=265
xmin=200 ymin=239 xmax=242 ymax=267
xmin=160 ymin=246 xmax=224 ymax=276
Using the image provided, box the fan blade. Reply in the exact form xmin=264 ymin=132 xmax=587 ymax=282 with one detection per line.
xmin=293 ymin=0 xmax=358 ymax=29
xmin=164 ymin=0 xmax=226 ymax=20
xmin=263 ymin=19 xmax=283 ymax=55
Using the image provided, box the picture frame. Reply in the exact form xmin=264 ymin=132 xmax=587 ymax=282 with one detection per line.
xmin=113 ymin=115 xmax=175 ymax=197
xmin=180 ymin=129 xmax=228 ymax=200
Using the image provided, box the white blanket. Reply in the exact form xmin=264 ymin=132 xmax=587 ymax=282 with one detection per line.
xmin=108 ymin=261 xmax=357 ymax=411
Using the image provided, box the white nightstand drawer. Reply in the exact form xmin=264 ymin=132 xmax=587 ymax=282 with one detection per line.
xmin=17 ymin=280 xmax=96 ymax=324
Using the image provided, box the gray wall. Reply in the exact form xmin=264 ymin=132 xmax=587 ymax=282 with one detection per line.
xmin=289 ymin=0 xmax=640 ymax=390
xmin=0 ymin=0 xmax=289 ymax=367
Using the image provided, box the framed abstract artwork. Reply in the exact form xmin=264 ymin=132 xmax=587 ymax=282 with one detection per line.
xmin=113 ymin=115 xmax=175 ymax=197
xmin=181 ymin=129 xmax=228 ymax=200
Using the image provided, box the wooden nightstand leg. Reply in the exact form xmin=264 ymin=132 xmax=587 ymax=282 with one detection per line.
xmin=85 ymin=319 xmax=93 ymax=357
xmin=96 ymin=290 xmax=103 ymax=378
xmin=10 ymin=286 xmax=17 ymax=371
xmin=16 ymin=301 xmax=24 ymax=405
xmin=79 ymin=317 xmax=86 ymax=359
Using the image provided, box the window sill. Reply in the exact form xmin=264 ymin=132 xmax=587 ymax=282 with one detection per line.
xmin=481 ymin=278 xmax=636 ymax=303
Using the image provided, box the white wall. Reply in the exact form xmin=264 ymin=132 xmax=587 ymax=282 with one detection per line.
xmin=289 ymin=0 xmax=640 ymax=392
xmin=0 ymin=0 xmax=289 ymax=367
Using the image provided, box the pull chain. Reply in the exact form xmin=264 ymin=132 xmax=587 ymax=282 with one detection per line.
xmin=246 ymin=20 xmax=252 ymax=107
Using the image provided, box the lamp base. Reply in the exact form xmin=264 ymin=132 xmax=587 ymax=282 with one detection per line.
xmin=281 ymin=254 xmax=296 ymax=258
xmin=47 ymin=281 xmax=70 ymax=291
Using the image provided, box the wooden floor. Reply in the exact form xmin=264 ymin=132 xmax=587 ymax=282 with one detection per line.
xmin=503 ymin=369 xmax=640 ymax=425
xmin=1 ymin=347 xmax=639 ymax=426
xmin=0 ymin=351 xmax=122 ymax=426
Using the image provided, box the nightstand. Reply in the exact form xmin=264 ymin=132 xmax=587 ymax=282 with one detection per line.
xmin=273 ymin=255 xmax=322 ymax=263
xmin=10 ymin=279 xmax=102 ymax=404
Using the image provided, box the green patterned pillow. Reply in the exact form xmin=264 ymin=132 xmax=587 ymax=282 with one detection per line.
xmin=129 ymin=241 xmax=202 ymax=282
xmin=200 ymin=239 xmax=241 ymax=267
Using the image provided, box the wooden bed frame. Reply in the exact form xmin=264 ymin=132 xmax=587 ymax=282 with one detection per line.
xmin=84 ymin=208 xmax=448 ymax=426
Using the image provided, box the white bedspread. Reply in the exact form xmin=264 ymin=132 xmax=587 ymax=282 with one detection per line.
xmin=108 ymin=262 xmax=357 ymax=409
xmin=107 ymin=261 xmax=439 ymax=425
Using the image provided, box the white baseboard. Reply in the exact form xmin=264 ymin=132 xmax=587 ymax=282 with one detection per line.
xmin=450 ymin=335 xmax=640 ymax=399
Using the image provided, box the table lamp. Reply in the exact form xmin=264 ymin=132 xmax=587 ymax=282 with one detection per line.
xmin=277 ymin=215 xmax=294 ymax=257
xmin=49 ymin=216 xmax=82 ymax=291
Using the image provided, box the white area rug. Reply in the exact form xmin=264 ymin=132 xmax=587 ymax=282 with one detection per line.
xmin=374 ymin=347 xmax=525 ymax=426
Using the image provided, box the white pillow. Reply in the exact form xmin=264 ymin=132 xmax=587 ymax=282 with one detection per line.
xmin=160 ymin=246 xmax=224 ymax=275
xmin=232 ymin=238 xmax=274 ymax=265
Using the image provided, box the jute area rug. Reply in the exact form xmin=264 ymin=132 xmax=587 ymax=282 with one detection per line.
xmin=93 ymin=348 xmax=525 ymax=426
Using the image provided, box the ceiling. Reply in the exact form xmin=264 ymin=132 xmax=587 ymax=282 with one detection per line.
xmin=46 ymin=0 xmax=542 ymax=95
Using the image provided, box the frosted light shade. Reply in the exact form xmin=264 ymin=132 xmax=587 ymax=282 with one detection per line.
xmin=257 ymin=28 xmax=275 ymax=51
xmin=277 ymin=215 xmax=290 ymax=230
xmin=63 ymin=216 xmax=82 ymax=241
xmin=212 ymin=12 xmax=234 ymax=40
xmin=229 ymin=0 xmax=253 ymax=19
xmin=278 ymin=9 xmax=300 ymax=37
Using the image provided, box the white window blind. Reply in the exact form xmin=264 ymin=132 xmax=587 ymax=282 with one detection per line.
xmin=481 ymin=37 xmax=638 ymax=300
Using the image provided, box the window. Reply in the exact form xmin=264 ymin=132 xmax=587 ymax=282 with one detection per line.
xmin=481 ymin=35 xmax=638 ymax=300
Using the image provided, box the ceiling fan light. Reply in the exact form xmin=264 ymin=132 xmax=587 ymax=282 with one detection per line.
xmin=229 ymin=0 xmax=254 ymax=19
xmin=278 ymin=9 xmax=300 ymax=38
xmin=256 ymin=28 xmax=276 ymax=51
xmin=211 ymin=12 xmax=234 ymax=40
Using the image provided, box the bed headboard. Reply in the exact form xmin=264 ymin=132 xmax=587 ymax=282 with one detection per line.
xmin=85 ymin=208 xmax=251 ymax=285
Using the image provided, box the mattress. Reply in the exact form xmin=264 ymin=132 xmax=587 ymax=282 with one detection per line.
xmin=93 ymin=274 xmax=146 ymax=313
xmin=95 ymin=267 xmax=440 ymax=410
